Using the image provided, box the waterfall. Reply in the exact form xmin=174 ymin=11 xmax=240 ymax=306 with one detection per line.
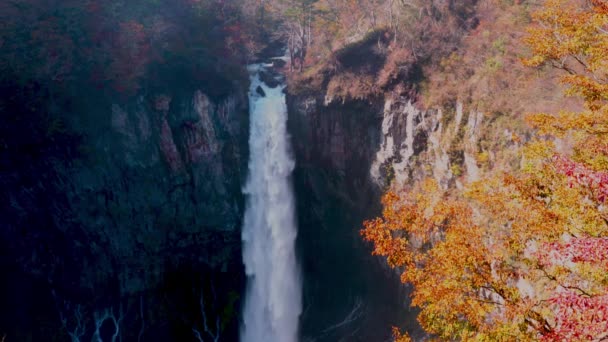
xmin=241 ymin=63 xmax=301 ymax=342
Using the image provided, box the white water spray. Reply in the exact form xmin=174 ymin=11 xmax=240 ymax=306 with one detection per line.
xmin=241 ymin=63 xmax=301 ymax=342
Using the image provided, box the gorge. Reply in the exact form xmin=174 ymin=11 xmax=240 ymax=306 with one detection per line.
xmin=2 ymin=0 xmax=602 ymax=341
xmin=0 ymin=1 xmax=480 ymax=340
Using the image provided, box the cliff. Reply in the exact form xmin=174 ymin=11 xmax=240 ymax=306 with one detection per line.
xmin=284 ymin=10 xmax=535 ymax=339
xmin=0 ymin=80 xmax=249 ymax=340
xmin=287 ymin=90 xmax=424 ymax=341
xmin=287 ymin=79 xmax=500 ymax=341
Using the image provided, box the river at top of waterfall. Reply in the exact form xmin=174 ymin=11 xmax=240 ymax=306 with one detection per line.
xmin=240 ymin=62 xmax=302 ymax=342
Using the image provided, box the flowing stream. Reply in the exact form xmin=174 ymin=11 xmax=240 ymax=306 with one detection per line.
xmin=241 ymin=63 xmax=301 ymax=342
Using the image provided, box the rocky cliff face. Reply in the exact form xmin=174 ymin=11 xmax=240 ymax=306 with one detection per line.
xmin=287 ymin=84 xmax=490 ymax=341
xmin=287 ymin=93 xmax=422 ymax=341
xmin=0 ymin=84 xmax=248 ymax=340
xmin=371 ymin=98 xmax=486 ymax=190
xmin=82 ymin=90 xmax=247 ymax=292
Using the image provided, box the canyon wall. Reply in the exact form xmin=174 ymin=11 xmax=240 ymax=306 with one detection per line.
xmin=286 ymin=39 xmax=501 ymax=340
xmin=0 ymin=84 xmax=248 ymax=340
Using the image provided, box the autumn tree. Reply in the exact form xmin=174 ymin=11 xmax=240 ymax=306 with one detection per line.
xmin=0 ymin=0 xmax=255 ymax=95
xmin=363 ymin=178 xmax=550 ymax=340
xmin=521 ymin=0 xmax=608 ymax=339
xmin=263 ymin=0 xmax=318 ymax=70
xmin=363 ymin=0 xmax=608 ymax=340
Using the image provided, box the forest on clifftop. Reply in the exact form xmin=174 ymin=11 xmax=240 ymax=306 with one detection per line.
xmin=3 ymin=0 xmax=608 ymax=340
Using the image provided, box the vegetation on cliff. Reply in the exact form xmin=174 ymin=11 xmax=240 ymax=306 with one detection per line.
xmin=275 ymin=0 xmax=478 ymax=100
xmin=0 ymin=0 xmax=256 ymax=97
xmin=363 ymin=0 xmax=608 ymax=340
xmin=5 ymin=0 xmax=608 ymax=340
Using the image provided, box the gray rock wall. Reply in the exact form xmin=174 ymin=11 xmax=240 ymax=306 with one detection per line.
xmin=287 ymin=89 xmax=485 ymax=341
xmin=60 ymin=89 xmax=248 ymax=293
xmin=0 ymin=84 xmax=249 ymax=341
xmin=287 ymin=93 xmax=422 ymax=341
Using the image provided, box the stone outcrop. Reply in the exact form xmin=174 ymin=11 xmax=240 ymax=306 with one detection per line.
xmin=287 ymin=84 xmax=486 ymax=342
xmin=287 ymin=91 xmax=422 ymax=341
xmin=371 ymin=97 xmax=486 ymax=189
xmin=61 ymin=90 xmax=247 ymax=293
xmin=0 ymin=84 xmax=249 ymax=340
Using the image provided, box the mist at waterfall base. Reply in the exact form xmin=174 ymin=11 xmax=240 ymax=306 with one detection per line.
xmin=241 ymin=63 xmax=302 ymax=342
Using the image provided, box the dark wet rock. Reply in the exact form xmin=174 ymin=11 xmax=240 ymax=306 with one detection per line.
xmin=256 ymin=85 xmax=266 ymax=97
xmin=0 ymin=82 xmax=249 ymax=341
xmin=254 ymin=38 xmax=286 ymax=63
xmin=259 ymin=70 xmax=280 ymax=88
xmin=287 ymin=91 xmax=426 ymax=341
xmin=271 ymin=58 xmax=287 ymax=69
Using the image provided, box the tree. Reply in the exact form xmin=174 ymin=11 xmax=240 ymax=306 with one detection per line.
xmin=363 ymin=0 xmax=608 ymax=340
xmin=266 ymin=0 xmax=317 ymax=71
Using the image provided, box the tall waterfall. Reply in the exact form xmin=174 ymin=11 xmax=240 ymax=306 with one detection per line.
xmin=241 ymin=63 xmax=301 ymax=342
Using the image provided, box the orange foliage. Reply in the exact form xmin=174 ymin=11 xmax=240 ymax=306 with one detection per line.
xmin=524 ymin=0 xmax=608 ymax=111
xmin=364 ymin=0 xmax=608 ymax=340
xmin=422 ymin=0 xmax=582 ymax=118
xmin=363 ymin=179 xmax=546 ymax=340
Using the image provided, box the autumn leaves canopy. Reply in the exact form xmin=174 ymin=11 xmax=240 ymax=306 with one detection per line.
xmin=362 ymin=0 xmax=608 ymax=340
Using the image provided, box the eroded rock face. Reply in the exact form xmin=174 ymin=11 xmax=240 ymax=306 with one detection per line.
xmin=287 ymin=87 xmax=486 ymax=341
xmin=287 ymin=93 xmax=422 ymax=342
xmin=60 ymin=90 xmax=248 ymax=294
xmin=371 ymin=99 xmax=430 ymax=186
xmin=371 ymin=98 xmax=485 ymax=189
xmin=0 ymin=85 xmax=249 ymax=340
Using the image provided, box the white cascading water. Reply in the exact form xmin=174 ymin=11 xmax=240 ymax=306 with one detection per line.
xmin=241 ymin=62 xmax=301 ymax=342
